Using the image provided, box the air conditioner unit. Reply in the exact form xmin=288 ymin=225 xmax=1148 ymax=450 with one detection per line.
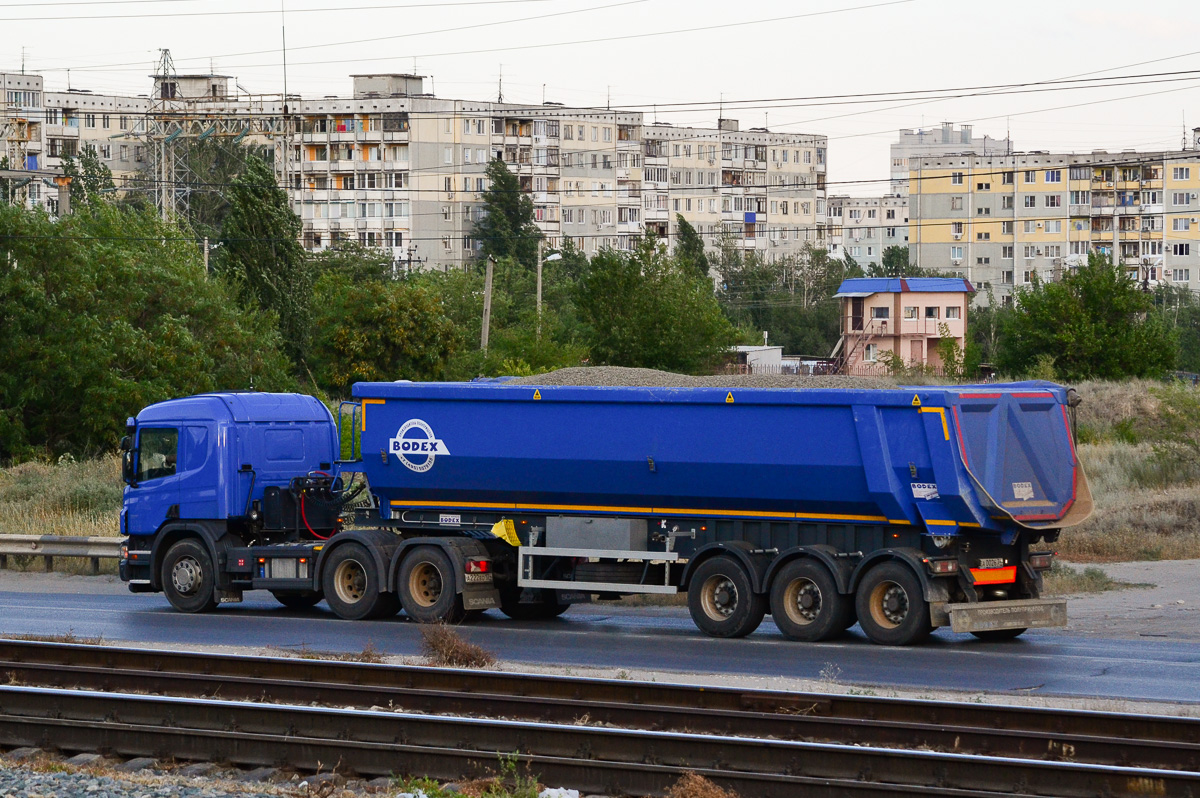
xmin=708 ymin=159 xmax=716 ymax=166
xmin=1037 ymin=222 xmax=1043 ymax=227
xmin=1193 ymin=194 xmax=1198 ymax=200
xmin=1105 ymin=182 xmax=1114 ymax=188
xmin=952 ymin=233 xmax=962 ymax=239
xmin=951 ymin=259 xmax=962 ymax=266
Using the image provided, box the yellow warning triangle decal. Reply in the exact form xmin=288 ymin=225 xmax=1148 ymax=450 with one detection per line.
xmin=911 ymin=394 xmax=921 ymax=407
xmin=726 ymin=392 xmax=735 ymax=404
xmin=533 ymin=389 xmax=542 ymax=400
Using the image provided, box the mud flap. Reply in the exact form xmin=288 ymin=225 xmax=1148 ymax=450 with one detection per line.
xmin=946 ymin=598 xmax=1066 ymax=633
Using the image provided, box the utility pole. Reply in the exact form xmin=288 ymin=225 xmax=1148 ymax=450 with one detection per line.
xmin=481 ymin=255 xmax=495 ymax=352
xmin=203 ymin=236 xmax=210 ymax=277
xmin=536 ymin=245 xmax=543 ymax=340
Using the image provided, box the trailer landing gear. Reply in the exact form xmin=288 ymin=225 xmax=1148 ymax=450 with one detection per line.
xmin=688 ymin=557 xmax=766 ymax=638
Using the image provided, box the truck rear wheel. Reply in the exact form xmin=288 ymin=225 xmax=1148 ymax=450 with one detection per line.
xmin=855 ymin=561 xmax=932 ymax=646
xmin=322 ymin=543 xmax=395 ymax=620
xmin=688 ymin=556 xmax=766 ymax=638
xmin=161 ymin=539 xmax=218 ymax=614
xmin=770 ymin=559 xmax=854 ymax=642
xmin=398 ymin=546 xmax=465 ymax=624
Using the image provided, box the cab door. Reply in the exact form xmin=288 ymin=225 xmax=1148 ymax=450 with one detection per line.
xmin=125 ymin=426 xmax=180 ymax=536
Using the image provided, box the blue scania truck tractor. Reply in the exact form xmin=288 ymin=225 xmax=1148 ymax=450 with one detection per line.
xmin=118 ymin=379 xmax=1091 ymax=645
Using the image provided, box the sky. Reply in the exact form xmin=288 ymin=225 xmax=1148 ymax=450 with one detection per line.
xmin=5 ymin=0 xmax=1200 ymax=193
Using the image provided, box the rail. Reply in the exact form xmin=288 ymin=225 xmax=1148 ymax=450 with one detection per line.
xmin=0 ymin=640 xmax=1196 ymax=796
xmin=0 ymin=534 xmax=121 ymax=574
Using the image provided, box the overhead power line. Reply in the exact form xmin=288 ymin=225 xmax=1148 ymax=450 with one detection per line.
xmin=0 ymin=0 xmax=550 ymax=22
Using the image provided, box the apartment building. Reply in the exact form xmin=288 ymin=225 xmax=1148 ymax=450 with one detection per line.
xmin=891 ymin=122 xmax=1011 ymax=196
xmin=827 ymin=194 xmax=908 ymax=268
xmin=3 ymin=68 xmax=830 ymax=272
xmin=908 ymin=137 xmax=1200 ymax=302
xmin=641 ymin=119 xmax=828 ymax=262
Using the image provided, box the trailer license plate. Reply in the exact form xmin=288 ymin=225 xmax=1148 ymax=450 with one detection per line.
xmin=439 ymin=514 xmax=461 ymax=525
xmin=978 ymin=557 xmax=1006 ymax=568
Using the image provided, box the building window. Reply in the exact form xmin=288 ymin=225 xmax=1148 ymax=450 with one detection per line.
xmin=925 ymin=306 xmax=940 ymax=319
xmin=1045 ymin=169 xmax=1062 ymax=183
xmin=1173 ymin=218 xmax=1192 ymax=231
xmin=1002 ymin=171 xmax=1014 ymax=185
xmin=1002 ymin=246 xmax=1014 ymax=259
xmin=903 ymin=306 xmax=918 ymax=320
xmin=1024 ymin=170 xmax=1036 ymax=184
xmin=1024 ymin=246 xmax=1036 ymax=259
xmin=976 ymin=206 xmax=991 ymax=215
xmin=1002 ymin=270 xmax=1014 ymax=283
xmin=950 ymin=246 xmax=963 ymax=260
xmin=1001 ymin=221 xmax=1013 ymax=234
xmin=1173 ymin=243 xmax=1191 ymax=256
xmin=1173 ymin=192 xmax=1191 ymax=206
xmin=1046 ymin=220 xmax=1062 ymax=233
xmin=1046 ymin=195 xmax=1062 ymax=207
xmin=977 ymin=182 xmax=990 ymax=191
xmin=1001 ymin=196 xmax=1013 ymax=209
xmin=976 ymin=256 xmax=990 ymax=265
xmin=871 ymin=307 xmax=890 ymax=319
xmin=864 ymin=344 xmax=877 ymax=362
xmin=977 ymin=232 xmax=990 ymax=241
xmin=950 ymin=197 xmax=963 ymax=210
xmin=1024 ymin=195 xmax=1037 ymax=208
xmin=1173 ymin=269 xmax=1191 ymax=281
xmin=951 ymin=172 xmax=964 ymax=185
xmin=946 ymin=306 xmax=961 ymax=319
xmin=1024 ymin=221 xmax=1036 ymax=234
xmin=1173 ymin=167 xmax=1191 ymax=180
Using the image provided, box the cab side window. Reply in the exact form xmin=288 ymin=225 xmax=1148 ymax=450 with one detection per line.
xmin=137 ymin=428 xmax=179 ymax=481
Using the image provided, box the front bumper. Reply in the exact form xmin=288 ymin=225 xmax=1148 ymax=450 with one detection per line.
xmin=942 ymin=598 xmax=1067 ymax=633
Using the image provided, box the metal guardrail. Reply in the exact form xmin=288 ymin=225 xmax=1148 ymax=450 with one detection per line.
xmin=0 ymin=534 xmax=122 ymax=574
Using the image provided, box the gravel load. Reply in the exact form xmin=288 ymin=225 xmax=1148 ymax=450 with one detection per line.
xmin=510 ymin=366 xmax=897 ymax=391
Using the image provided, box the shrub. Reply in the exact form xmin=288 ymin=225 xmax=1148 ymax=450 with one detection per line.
xmin=419 ymin=623 xmax=497 ymax=669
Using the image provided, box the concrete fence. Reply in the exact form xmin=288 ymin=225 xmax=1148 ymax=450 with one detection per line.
xmin=0 ymin=534 xmax=122 ymax=575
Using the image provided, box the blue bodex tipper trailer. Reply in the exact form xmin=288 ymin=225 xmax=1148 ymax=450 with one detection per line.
xmin=118 ymin=377 xmax=1091 ymax=646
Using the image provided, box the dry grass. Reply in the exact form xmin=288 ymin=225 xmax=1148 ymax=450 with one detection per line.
xmin=1041 ymin=562 xmax=1146 ymax=595
xmin=268 ymin=642 xmax=387 ymax=664
xmin=419 ymin=623 xmax=497 ymax=669
xmin=667 ymin=772 xmax=741 ymax=798
xmin=0 ymin=456 xmax=122 ymax=538
xmin=1059 ymin=442 xmax=1200 ymax=562
xmin=6 ymin=629 xmax=106 ymax=645
xmin=1074 ymin=379 xmax=1163 ymax=442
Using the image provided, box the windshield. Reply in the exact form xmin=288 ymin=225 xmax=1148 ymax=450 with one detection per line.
xmin=137 ymin=427 xmax=178 ymax=482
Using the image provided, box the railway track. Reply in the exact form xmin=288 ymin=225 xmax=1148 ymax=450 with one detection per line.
xmin=0 ymin=639 xmax=1197 ymax=796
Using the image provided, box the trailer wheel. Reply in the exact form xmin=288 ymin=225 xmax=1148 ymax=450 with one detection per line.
xmin=271 ymin=591 xmax=323 ymax=611
xmin=161 ymin=539 xmax=218 ymax=614
xmin=398 ymin=546 xmax=465 ymax=624
xmin=855 ymin=561 xmax=933 ymax=646
xmin=971 ymin=627 xmax=1027 ymax=641
xmin=770 ymin=559 xmax=854 ymax=642
xmin=688 ymin=557 xmax=766 ymax=638
xmin=322 ymin=543 xmax=392 ymax=621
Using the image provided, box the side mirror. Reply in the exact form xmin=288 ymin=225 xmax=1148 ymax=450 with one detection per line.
xmin=119 ymin=435 xmax=132 ymax=452
xmin=121 ymin=448 xmax=137 ymax=486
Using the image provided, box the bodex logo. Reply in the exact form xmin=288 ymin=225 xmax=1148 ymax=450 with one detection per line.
xmin=389 ymin=419 xmax=451 ymax=473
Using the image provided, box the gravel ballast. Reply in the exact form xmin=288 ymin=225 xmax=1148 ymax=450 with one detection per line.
xmin=0 ymin=763 xmax=291 ymax=798
xmin=510 ymin=366 xmax=897 ymax=390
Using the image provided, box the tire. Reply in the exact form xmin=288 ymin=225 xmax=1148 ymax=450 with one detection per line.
xmin=971 ymin=627 xmax=1027 ymax=641
xmin=271 ymin=591 xmax=323 ymax=611
xmin=855 ymin=561 xmax=933 ymax=646
xmin=687 ymin=556 xmax=767 ymax=638
xmin=499 ymin=586 xmax=571 ymax=620
xmin=321 ymin=543 xmax=393 ymax=621
xmin=161 ymin=539 xmax=218 ymax=614
xmin=769 ymin=559 xmax=854 ymax=642
xmin=398 ymin=546 xmax=465 ymax=624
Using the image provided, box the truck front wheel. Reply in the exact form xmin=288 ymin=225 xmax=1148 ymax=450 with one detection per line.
xmin=688 ymin=556 xmax=766 ymax=638
xmin=322 ymin=543 xmax=397 ymax=620
xmin=855 ymin=561 xmax=933 ymax=646
xmin=161 ymin=539 xmax=218 ymax=614
xmin=770 ymin=559 xmax=854 ymax=642
xmin=398 ymin=546 xmax=465 ymax=624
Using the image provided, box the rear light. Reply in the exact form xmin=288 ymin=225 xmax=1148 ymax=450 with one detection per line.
xmin=120 ymin=546 xmax=128 ymax=559
xmin=1029 ymin=552 xmax=1055 ymax=570
xmin=924 ymin=558 xmax=958 ymax=575
xmin=465 ymin=559 xmax=489 ymax=574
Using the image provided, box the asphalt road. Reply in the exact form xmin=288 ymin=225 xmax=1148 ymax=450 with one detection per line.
xmin=1 ymin=584 xmax=1198 ymax=704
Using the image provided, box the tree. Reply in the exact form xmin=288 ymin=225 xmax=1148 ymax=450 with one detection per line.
xmin=308 ymin=271 xmax=459 ymax=395
xmin=576 ymin=236 xmax=735 ymax=373
xmin=472 ymin=158 xmax=541 ymax=268
xmin=61 ymin=145 xmax=115 ymax=207
xmin=868 ymin=246 xmax=913 ymax=277
xmin=674 ymin=214 xmax=710 ymax=279
xmin=0 ymin=201 xmax=294 ymax=459
xmin=217 ymin=154 xmax=313 ymax=367
xmin=996 ymin=254 xmax=1176 ymax=380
